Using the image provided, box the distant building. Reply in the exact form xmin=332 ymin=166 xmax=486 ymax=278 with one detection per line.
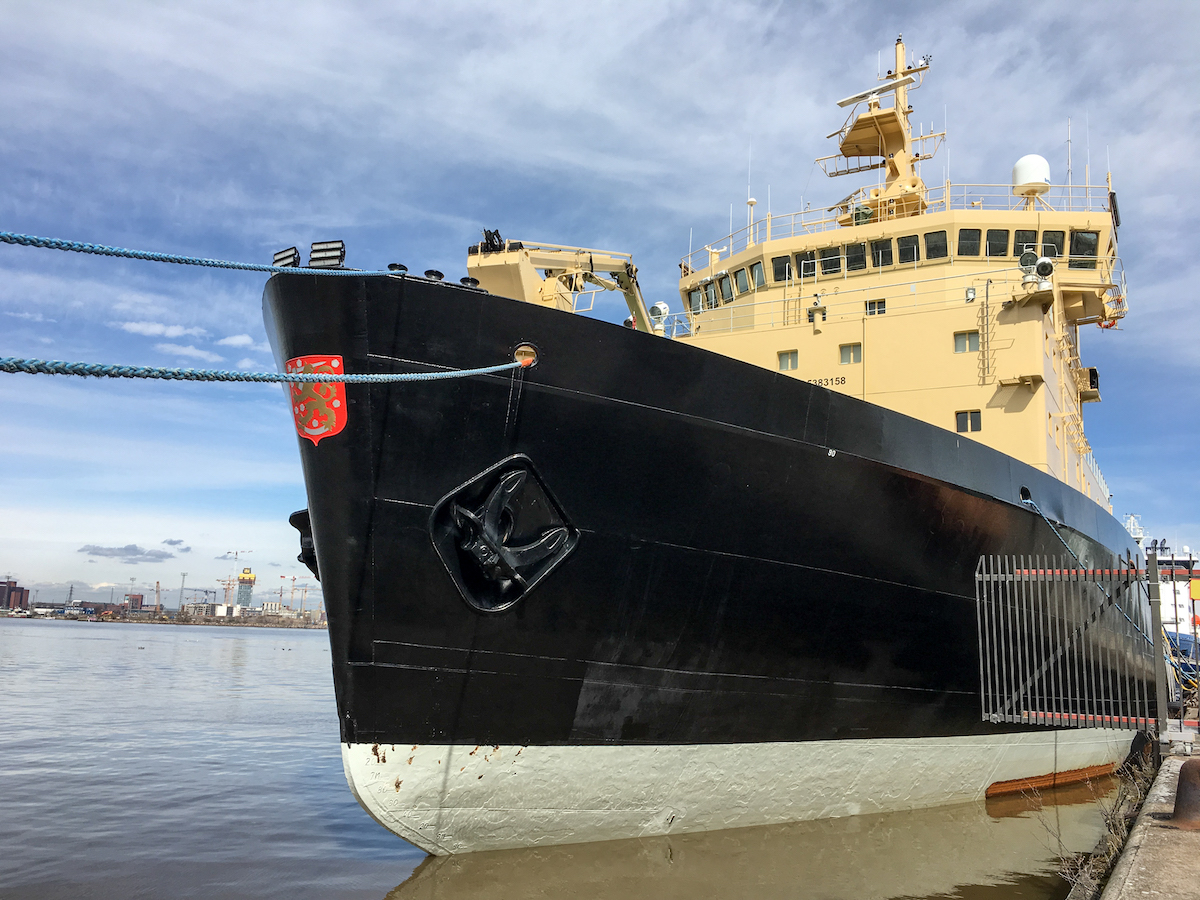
xmin=262 ymin=600 xmax=282 ymax=615
xmin=183 ymin=602 xmax=217 ymax=617
xmin=236 ymin=568 xmax=256 ymax=607
xmin=124 ymin=593 xmax=144 ymax=611
xmin=1 ymin=580 xmax=30 ymax=610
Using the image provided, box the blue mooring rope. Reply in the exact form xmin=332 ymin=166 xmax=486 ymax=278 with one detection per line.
xmin=0 ymin=357 xmax=529 ymax=383
xmin=0 ymin=230 xmax=400 ymax=276
xmin=1022 ymin=496 xmax=1152 ymax=645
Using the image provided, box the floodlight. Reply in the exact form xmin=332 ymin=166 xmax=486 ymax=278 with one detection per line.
xmin=273 ymin=247 xmax=300 ymax=268
xmin=309 ymin=240 xmax=345 ymax=268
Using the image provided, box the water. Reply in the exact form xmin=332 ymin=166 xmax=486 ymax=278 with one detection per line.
xmin=0 ymin=618 xmax=1114 ymax=899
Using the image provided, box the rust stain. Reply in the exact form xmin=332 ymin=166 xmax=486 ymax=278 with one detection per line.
xmin=394 ymin=778 xmax=402 ymax=792
xmin=478 ymin=774 xmax=484 ymax=780
xmin=380 ymin=749 xmax=387 ymax=763
xmin=469 ymin=746 xmax=479 ymax=756
xmin=460 ymin=767 xmax=465 ymax=772
xmin=515 ymin=748 xmax=523 ymax=757
xmin=407 ymin=757 xmax=413 ymax=765
xmin=371 ymin=744 xmax=380 ymax=762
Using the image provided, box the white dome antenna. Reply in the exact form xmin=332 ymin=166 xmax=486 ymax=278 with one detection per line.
xmin=1012 ymin=155 xmax=1051 ymax=197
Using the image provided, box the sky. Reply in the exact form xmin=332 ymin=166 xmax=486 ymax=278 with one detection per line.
xmin=1 ymin=0 xmax=1197 ymax=607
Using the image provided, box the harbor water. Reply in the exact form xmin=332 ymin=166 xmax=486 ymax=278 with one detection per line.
xmin=0 ymin=617 xmax=1119 ymax=899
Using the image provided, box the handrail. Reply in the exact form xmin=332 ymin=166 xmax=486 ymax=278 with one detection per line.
xmin=680 ymin=182 xmax=1116 ymax=273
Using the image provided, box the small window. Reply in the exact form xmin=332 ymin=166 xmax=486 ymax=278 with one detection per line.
xmin=688 ymin=289 xmax=702 ymax=313
xmin=734 ymin=268 xmax=750 ymax=294
xmin=956 ymin=410 xmax=982 ymax=433
xmin=954 ymin=330 xmax=980 ymax=353
xmin=718 ymin=275 xmax=733 ymax=303
xmin=924 ymin=231 xmax=948 ymax=260
xmin=871 ymin=239 xmax=893 ymax=267
xmin=1069 ymin=231 xmax=1099 ymax=269
xmin=1014 ymin=229 xmax=1037 ymax=257
xmin=750 ymin=261 xmax=766 ymax=288
xmin=820 ymin=247 xmax=841 ymax=275
xmin=839 ymin=343 xmax=862 ymax=365
xmin=897 ymin=234 xmax=920 ymax=264
xmin=704 ymin=281 xmax=718 ymax=309
xmin=795 ymin=251 xmax=816 ymax=279
xmin=866 ymin=299 xmax=886 ymax=316
xmin=1041 ymin=231 xmax=1065 ymax=258
xmin=778 ymin=350 xmax=798 ymax=371
xmin=772 ymin=256 xmax=792 ymax=282
xmin=845 ymin=243 xmax=867 ymax=271
xmin=986 ymin=229 xmax=1009 ymax=257
xmin=957 ymin=229 xmax=981 ymax=256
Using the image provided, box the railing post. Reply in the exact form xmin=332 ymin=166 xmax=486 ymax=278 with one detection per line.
xmin=1149 ymin=550 xmax=1170 ymax=745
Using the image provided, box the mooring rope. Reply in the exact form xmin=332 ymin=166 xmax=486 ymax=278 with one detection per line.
xmin=0 ymin=230 xmax=402 ymax=277
xmin=1022 ymin=496 xmax=1152 ymax=645
xmin=0 ymin=357 xmax=529 ymax=383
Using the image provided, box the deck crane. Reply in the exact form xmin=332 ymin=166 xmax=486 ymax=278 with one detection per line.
xmin=466 ymin=231 xmax=659 ymax=334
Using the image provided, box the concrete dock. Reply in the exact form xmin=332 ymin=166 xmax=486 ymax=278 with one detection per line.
xmin=1101 ymin=756 xmax=1200 ymax=899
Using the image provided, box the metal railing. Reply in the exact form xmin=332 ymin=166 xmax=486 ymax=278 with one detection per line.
xmin=680 ymin=182 xmax=1116 ymax=273
xmin=975 ymin=556 xmax=1155 ymax=730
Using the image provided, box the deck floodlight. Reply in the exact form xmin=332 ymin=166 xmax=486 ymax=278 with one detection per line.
xmin=309 ymin=240 xmax=345 ymax=268
xmin=273 ymin=247 xmax=300 ymax=268
xmin=388 ymin=263 xmax=408 ymax=272
xmin=460 ymin=276 xmax=480 ymax=287
xmin=1035 ymin=257 xmax=1055 ymax=278
xmin=424 ymin=269 xmax=444 ymax=281
xmin=1019 ymin=250 xmax=1038 ymax=273
xmin=965 ymin=287 xmax=976 ymax=302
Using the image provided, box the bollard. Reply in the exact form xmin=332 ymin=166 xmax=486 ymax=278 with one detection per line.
xmin=1172 ymin=759 xmax=1200 ymax=828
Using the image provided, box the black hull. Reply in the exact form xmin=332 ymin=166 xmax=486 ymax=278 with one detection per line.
xmin=263 ymin=273 xmax=1145 ymax=750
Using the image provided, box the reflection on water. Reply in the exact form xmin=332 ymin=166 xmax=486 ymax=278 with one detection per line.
xmin=387 ymin=779 xmax=1114 ymax=900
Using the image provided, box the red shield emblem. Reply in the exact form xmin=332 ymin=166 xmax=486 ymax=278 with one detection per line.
xmin=286 ymin=355 xmax=347 ymax=446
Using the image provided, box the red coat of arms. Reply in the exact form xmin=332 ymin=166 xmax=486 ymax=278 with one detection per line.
xmin=286 ymin=355 xmax=348 ymax=446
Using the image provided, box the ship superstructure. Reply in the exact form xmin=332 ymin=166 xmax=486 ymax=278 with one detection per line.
xmin=673 ymin=36 xmax=1123 ymax=508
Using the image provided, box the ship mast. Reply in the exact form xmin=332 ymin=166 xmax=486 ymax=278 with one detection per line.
xmin=820 ymin=34 xmax=940 ymax=223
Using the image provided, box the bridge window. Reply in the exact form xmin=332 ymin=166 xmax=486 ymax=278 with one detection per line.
xmin=718 ymin=275 xmax=733 ymax=303
xmin=772 ymin=256 xmax=792 ymax=282
xmin=704 ymin=281 xmax=719 ymax=308
xmin=866 ymin=299 xmax=886 ymax=316
xmin=1069 ymin=231 xmax=1099 ymax=269
xmin=956 ymin=410 xmax=982 ymax=433
xmin=957 ymin=229 xmax=981 ymax=256
xmin=986 ymin=229 xmax=1009 ymax=257
xmin=750 ymin=261 xmax=766 ymax=288
xmin=840 ymin=343 xmax=862 ymax=365
xmin=1042 ymin=231 xmax=1065 ymax=258
xmin=688 ymin=289 xmax=702 ymax=313
xmin=820 ymin=247 xmax=841 ymax=275
xmin=778 ymin=350 xmax=798 ymax=371
xmin=954 ymin=330 xmax=980 ymax=353
xmin=898 ymin=234 xmax=920 ymax=264
xmin=845 ymin=242 xmax=867 ymax=271
xmin=1014 ymin=229 xmax=1037 ymax=256
xmin=796 ymin=250 xmax=816 ymax=278
xmin=734 ymin=268 xmax=750 ymax=294
xmin=924 ymin=230 xmax=948 ymax=260
xmin=871 ymin=239 xmax=893 ymax=267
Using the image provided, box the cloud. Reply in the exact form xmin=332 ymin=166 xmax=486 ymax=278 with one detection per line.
xmin=236 ymin=357 xmax=257 ymax=369
xmin=216 ymin=334 xmax=254 ymax=347
xmin=121 ymin=321 xmax=206 ymax=338
xmin=5 ymin=311 xmax=56 ymax=323
xmin=154 ymin=343 xmax=224 ymax=363
xmin=79 ymin=544 xmax=175 ymax=564
xmin=162 ymin=538 xmax=185 ymax=545
xmin=268 ymin=562 xmax=281 ymax=567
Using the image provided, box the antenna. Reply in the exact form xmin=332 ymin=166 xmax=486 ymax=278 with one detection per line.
xmin=836 ymin=74 xmax=916 ymax=108
xmin=1086 ymin=109 xmax=1091 ymax=187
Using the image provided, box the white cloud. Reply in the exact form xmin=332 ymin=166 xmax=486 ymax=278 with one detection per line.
xmin=154 ymin=343 xmax=224 ymax=363
xmin=121 ymin=321 xmax=206 ymax=338
xmin=216 ymin=333 xmax=254 ymax=347
xmin=5 ymin=310 xmax=56 ymax=323
xmin=236 ymin=357 xmax=257 ymax=369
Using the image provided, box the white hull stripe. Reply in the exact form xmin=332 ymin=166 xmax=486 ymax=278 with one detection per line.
xmin=342 ymin=730 xmax=1135 ymax=855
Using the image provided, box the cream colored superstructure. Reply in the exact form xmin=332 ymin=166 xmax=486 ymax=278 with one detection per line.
xmin=463 ymin=36 xmax=1125 ymax=510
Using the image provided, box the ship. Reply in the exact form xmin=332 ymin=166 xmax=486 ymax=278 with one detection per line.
xmin=263 ymin=36 xmax=1153 ymax=855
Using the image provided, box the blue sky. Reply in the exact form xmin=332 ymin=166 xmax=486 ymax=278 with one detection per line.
xmin=1 ymin=0 xmax=1197 ymax=606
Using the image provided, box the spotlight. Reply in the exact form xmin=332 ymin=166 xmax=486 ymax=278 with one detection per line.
xmin=387 ymin=263 xmax=408 ymax=273
xmin=965 ymin=287 xmax=976 ymax=303
xmin=424 ymin=269 xmax=444 ymax=281
xmin=308 ymin=240 xmax=345 ymax=268
xmin=272 ymin=247 xmax=300 ymax=268
xmin=460 ymin=276 xmax=480 ymax=287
